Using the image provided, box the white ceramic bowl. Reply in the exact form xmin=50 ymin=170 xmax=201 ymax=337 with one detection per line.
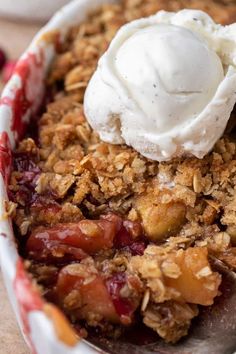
xmin=0 ymin=1 xmax=117 ymax=353
xmin=0 ymin=0 xmax=72 ymax=22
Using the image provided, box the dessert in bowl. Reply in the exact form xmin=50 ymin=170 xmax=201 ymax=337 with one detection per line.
xmin=2 ymin=0 xmax=236 ymax=353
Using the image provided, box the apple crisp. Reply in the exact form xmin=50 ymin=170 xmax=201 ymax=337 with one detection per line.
xmin=8 ymin=0 xmax=236 ymax=345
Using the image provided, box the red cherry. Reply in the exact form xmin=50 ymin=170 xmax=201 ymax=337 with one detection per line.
xmin=106 ymin=272 xmax=134 ymax=319
xmin=2 ymin=60 xmax=17 ymax=83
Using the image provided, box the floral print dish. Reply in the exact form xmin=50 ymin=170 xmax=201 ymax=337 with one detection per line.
xmin=2 ymin=1 xmax=236 ymax=354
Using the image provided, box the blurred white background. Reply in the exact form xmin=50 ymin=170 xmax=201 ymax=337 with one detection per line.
xmin=0 ymin=0 xmax=71 ymax=22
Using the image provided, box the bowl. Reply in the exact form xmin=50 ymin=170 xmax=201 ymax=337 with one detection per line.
xmin=2 ymin=1 xmax=236 ymax=354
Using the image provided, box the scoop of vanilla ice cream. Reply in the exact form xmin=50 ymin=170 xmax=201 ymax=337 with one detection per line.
xmin=84 ymin=10 xmax=236 ymax=161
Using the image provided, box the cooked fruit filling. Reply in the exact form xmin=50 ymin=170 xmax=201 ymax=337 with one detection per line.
xmin=8 ymin=0 xmax=236 ymax=345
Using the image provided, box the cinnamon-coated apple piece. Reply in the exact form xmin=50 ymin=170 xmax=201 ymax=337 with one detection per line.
xmin=26 ymin=218 xmax=118 ymax=261
xmin=166 ymin=247 xmax=221 ymax=306
xmin=55 ymin=262 xmax=119 ymax=325
xmin=134 ymin=192 xmax=186 ymax=241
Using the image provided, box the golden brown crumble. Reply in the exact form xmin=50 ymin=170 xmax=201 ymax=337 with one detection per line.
xmin=9 ymin=0 xmax=236 ymax=346
xmin=143 ymin=301 xmax=199 ymax=343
